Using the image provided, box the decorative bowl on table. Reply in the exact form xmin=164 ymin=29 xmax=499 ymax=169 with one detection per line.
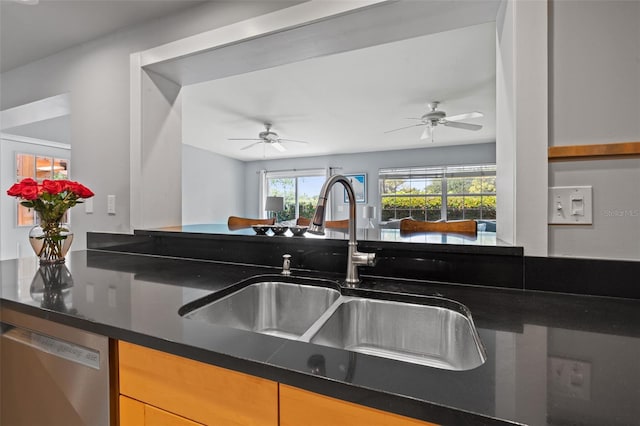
xmin=252 ymin=224 xmax=270 ymax=235
xmin=270 ymin=225 xmax=289 ymax=236
xmin=289 ymin=225 xmax=308 ymax=236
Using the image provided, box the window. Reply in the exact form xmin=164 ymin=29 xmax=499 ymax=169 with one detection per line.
xmin=15 ymin=153 xmax=70 ymax=226
xmin=263 ymin=169 xmax=327 ymax=221
xmin=379 ymin=164 xmax=496 ymax=222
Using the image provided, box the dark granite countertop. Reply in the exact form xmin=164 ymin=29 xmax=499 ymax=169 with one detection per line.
xmin=1 ymin=250 xmax=639 ymax=426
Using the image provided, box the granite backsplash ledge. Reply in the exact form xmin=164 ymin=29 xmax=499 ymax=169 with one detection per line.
xmin=87 ymin=231 xmax=640 ymax=299
xmin=87 ymin=231 xmax=524 ymax=290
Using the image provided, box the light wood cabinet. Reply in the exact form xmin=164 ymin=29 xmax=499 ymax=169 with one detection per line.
xmin=120 ymin=395 xmax=203 ymax=426
xmin=118 ymin=341 xmax=439 ymax=426
xmin=118 ymin=341 xmax=278 ymax=426
xmin=280 ymin=385 xmax=438 ymax=426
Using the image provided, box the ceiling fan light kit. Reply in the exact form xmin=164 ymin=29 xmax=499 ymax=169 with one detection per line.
xmin=385 ymin=101 xmax=484 ymax=142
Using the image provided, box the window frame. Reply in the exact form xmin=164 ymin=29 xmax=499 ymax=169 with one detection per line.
xmin=261 ymin=168 xmax=328 ymax=221
xmin=14 ymin=152 xmax=71 ymax=227
xmin=378 ymin=164 xmax=496 ymax=223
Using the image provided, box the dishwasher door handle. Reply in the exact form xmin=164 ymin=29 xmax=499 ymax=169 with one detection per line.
xmin=1 ymin=323 xmax=101 ymax=370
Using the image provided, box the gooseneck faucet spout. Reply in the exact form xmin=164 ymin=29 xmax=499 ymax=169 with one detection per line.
xmin=308 ymin=175 xmax=376 ymax=286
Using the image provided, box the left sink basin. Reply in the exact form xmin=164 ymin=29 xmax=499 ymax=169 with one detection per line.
xmin=182 ymin=280 xmax=341 ymax=339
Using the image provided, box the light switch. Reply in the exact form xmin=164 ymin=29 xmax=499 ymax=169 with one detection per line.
xmin=548 ymin=186 xmax=593 ymax=224
xmin=570 ymin=194 xmax=584 ymax=216
xmin=548 ymin=356 xmax=591 ymax=400
xmin=85 ymin=198 xmax=93 ymax=214
xmin=107 ymin=195 xmax=116 ymax=215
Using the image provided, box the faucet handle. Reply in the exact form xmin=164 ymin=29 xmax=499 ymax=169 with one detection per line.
xmin=352 ymin=250 xmax=376 ymax=267
xmin=281 ymin=254 xmax=292 ymax=276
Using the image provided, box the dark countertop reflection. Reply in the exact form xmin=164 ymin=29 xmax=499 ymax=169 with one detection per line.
xmin=1 ymin=251 xmax=639 ymax=426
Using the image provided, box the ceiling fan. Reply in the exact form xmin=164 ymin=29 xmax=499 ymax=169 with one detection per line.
xmin=228 ymin=123 xmax=309 ymax=152
xmin=385 ymin=101 xmax=483 ymax=142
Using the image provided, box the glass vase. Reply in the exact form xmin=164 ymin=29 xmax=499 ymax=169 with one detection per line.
xmin=29 ymin=215 xmax=74 ymax=265
xmin=30 ymin=264 xmax=74 ymax=312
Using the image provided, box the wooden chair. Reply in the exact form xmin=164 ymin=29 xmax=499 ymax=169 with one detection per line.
xmin=399 ymin=218 xmax=477 ymax=235
xmin=296 ymin=217 xmax=349 ymax=229
xmin=227 ymin=216 xmax=275 ymax=230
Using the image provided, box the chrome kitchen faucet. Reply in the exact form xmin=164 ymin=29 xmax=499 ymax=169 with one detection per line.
xmin=308 ymin=175 xmax=376 ymax=286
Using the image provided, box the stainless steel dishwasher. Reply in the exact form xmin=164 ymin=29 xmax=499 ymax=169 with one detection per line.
xmin=1 ymin=308 xmax=111 ymax=426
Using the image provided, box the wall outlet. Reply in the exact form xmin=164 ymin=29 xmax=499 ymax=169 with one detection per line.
xmin=548 ymin=356 xmax=591 ymax=400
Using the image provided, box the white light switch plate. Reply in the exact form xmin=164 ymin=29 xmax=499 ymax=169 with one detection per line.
xmin=548 ymin=186 xmax=592 ymax=224
xmin=548 ymin=356 xmax=591 ymax=400
xmin=107 ymin=195 xmax=116 ymax=215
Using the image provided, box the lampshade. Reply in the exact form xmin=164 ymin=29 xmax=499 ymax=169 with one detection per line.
xmin=363 ymin=205 xmax=375 ymax=219
xmin=265 ymin=196 xmax=284 ymax=212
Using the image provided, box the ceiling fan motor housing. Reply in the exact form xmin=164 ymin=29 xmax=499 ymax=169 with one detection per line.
xmin=259 ymin=130 xmax=279 ymax=142
xmin=421 ymin=110 xmax=446 ymax=125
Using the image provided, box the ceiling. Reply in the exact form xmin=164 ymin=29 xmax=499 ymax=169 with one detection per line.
xmin=3 ymin=115 xmax=71 ymax=144
xmin=182 ymin=21 xmax=496 ymax=161
xmin=0 ymin=0 xmax=206 ymax=73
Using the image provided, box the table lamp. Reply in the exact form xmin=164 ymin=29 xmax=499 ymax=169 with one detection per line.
xmin=265 ymin=196 xmax=284 ymax=222
xmin=363 ymin=205 xmax=375 ymax=228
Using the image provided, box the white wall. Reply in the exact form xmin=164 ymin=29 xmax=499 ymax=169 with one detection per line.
xmin=496 ymin=0 xmax=548 ymax=256
xmin=495 ymin=0 xmax=515 ymax=247
xmin=138 ymin=71 xmax=183 ymax=229
xmin=182 ymin=145 xmax=245 ymax=224
xmin=548 ymin=0 xmax=640 ymax=260
xmin=0 ymin=1 xmax=299 ymax=256
xmin=0 ymin=137 xmax=70 ymax=260
xmin=242 ymin=142 xmax=496 ymax=221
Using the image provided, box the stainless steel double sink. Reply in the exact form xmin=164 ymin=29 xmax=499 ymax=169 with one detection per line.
xmin=180 ymin=276 xmax=486 ymax=371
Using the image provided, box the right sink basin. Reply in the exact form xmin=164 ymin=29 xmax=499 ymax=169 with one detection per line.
xmin=303 ymin=296 xmax=486 ymax=371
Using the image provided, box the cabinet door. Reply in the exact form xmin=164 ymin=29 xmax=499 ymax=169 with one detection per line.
xmin=280 ymin=385 xmax=439 ymax=426
xmin=120 ymin=395 xmax=203 ymax=426
xmin=118 ymin=341 xmax=278 ymax=426
xmin=120 ymin=395 xmax=145 ymax=425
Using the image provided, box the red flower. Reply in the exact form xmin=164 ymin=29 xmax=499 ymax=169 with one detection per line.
xmin=65 ymin=181 xmax=94 ymax=199
xmin=6 ymin=183 xmax=23 ymax=197
xmin=75 ymin=184 xmax=94 ymax=198
xmin=6 ymin=177 xmax=94 ymax=213
xmin=6 ymin=178 xmax=41 ymax=198
xmin=42 ymin=180 xmax=64 ymax=195
xmin=64 ymin=181 xmax=79 ymax=193
xmin=21 ymin=185 xmax=39 ymax=200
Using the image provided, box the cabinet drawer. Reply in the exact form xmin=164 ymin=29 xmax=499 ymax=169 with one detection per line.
xmin=120 ymin=395 xmax=203 ymax=426
xmin=118 ymin=341 xmax=277 ymax=426
xmin=280 ymin=385 xmax=438 ymax=426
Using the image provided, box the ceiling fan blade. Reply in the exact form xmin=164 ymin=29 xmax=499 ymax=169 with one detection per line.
xmin=279 ymin=139 xmax=310 ymax=144
xmin=445 ymin=111 xmax=483 ymax=122
xmin=271 ymin=142 xmax=287 ymax=152
xmin=384 ymin=123 xmax=424 ymax=134
xmin=229 ymin=138 xmax=262 ymax=141
xmin=420 ymin=125 xmax=432 ymax=140
xmin=444 ymin=121 xmax=483 ymax=131
xmin=240 ymin=142 xmax=262 ymax=150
